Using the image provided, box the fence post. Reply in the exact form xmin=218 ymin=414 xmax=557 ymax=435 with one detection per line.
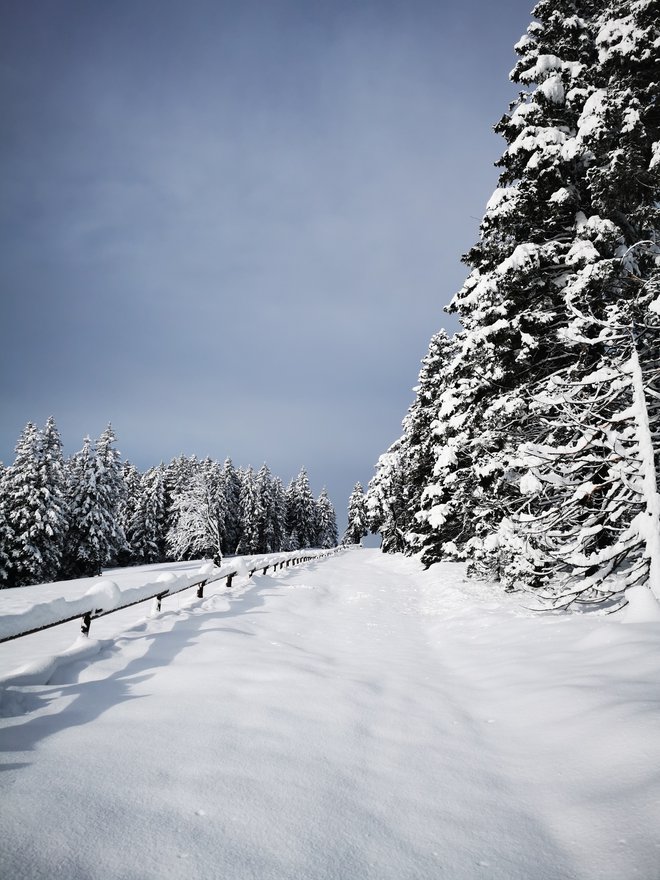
xmin=197 ymin=580 xmax=206 ymax=599
xmin=81 ymin=612 xmax=92 ymax=637
xmin=226 ymin=572 xmax=235 ymax=590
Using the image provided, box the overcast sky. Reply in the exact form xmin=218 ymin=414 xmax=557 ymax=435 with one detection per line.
xmin=1 ymin=0 xmax=533 ymax=529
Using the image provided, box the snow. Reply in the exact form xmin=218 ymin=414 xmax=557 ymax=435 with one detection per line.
xmin=1 ymin=550 xmax=660 ymax=879
xmin=519 ymin=471 xmax=542 ymax=495
xmin=650 ymin=141 xmax=660 ymax=170
xmin=622 ymin=584 xmax=660 ymax=623
xmin=517 ymin=54 xmax=583 ymax=84
xmin=539 ymin=73 xmax=565 ymax=104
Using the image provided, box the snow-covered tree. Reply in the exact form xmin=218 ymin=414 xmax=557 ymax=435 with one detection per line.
xmin=367 ymin=443 xmax=408 ymax=554
xmin=61 ymin=426 xmax=127 ymax=578
xmin=1 ymin=419 xmax=69 ymax=586
xmin=270 ymin=476 xmax=287 ymax=552
xmin=343 ymin=482 xmax=368 ymax=546
xmin=0 ymin=463 xmax=13 ymax=586
xmin=127 ymin=464 xmax=168 ymax=565
xmin=167 ymin=465 xmax=224 ymax=564
xmin=236 ymin=466 xmax=262 ymax=555
xmin=119 ymin=461 xmax=142 ymax=541
xmin=221 ymin=457 xmax=242 ymax=555
xmin=286 ymin=468 xmax=317 ymax=549
xmin=255 ymin=464 xmax=277 ymax=553
xmin=315 ymin=489 xmax=338 ymax=549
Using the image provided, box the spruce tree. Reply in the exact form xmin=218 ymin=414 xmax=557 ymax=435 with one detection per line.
xmin=315 ymin=489 xmax=338 ymax=549
xmin=128 ymin=465 xmax=168 ymax=565
xmin=236 ymin=466 xmax=262 ymax=555
xmin=221 ymin=458 xmax=242 ymax=555
xmin=2 ymin=419 xmax=69 ymax=586
xmin=0 ymin=463 xmax=13 ymax=586
xmin=343 ymin=482 xmax=368 ymax=546
xmin=167 ymin=464 xmax=224 ymax=564
xmin=286 ymin=468 xmax=317 ymax=549
xmin=62 ymin=427 xmax=127 ymax=577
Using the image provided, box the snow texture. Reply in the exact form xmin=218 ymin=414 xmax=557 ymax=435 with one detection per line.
xmin=1 ymin=550 xmax=659 ymax=880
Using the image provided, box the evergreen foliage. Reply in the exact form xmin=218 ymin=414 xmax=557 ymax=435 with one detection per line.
xmin=0 ymin=420 xmax=337 ymax=585
xmin=369 ymin=0 xmax=660 ymax=609
xmin=1 ymin=419 xmax=69 ymax=586
xmin=316 ymin=489 xmax=339 ymax=549
xmin=343 ymin=483 xmax=368 ymax=546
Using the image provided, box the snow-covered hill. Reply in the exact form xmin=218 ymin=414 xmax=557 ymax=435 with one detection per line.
xmin=1 ymin=549 xmax=659 ymax=879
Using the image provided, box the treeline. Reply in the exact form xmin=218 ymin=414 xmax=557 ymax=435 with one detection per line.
xmin=368 ymin=0 xmax=660 ymax=609
xmin=0 ymin=419 xmax=338 ymax=588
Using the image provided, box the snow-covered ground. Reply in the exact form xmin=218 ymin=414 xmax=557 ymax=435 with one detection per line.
xmin=1 ymin=548 xmax=659 ymax=879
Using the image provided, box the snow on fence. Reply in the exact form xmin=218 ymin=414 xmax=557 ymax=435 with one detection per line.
xmin=0 ymin=548 xmax=341 ymax=645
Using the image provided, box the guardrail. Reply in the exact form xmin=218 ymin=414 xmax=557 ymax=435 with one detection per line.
xmin=0 ymin=547 xmax=342 ymax=644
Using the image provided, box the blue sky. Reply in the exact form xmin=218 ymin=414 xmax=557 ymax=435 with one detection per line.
xmin=1 ymin=0 xmax=534 ymax=526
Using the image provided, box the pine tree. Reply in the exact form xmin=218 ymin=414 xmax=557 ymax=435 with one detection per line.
xmin=167 ymin=464 xmax=224 ymax=564
xmin=118 ymin=461 xmax=142 ymax=564
xmin=286 ymin=468 xmax=317 ymax=549
xmin=315 ymin=489 xmax=338 ymax=549
xmin=343 ymin=482 xmax=368 ymax=546
xmin=94 ymin=424 xmax=127 ymax=567
xmin=256 ymin=464 xmax=276 ymax=553
xmin=221 ymin=458 xmax=242 ymax=555
xmin=127 ymin=465 xmax=168 ymax=565
xmin=62 ymin=427 xmax=127 ymax=578
xmin=0 ymin=463 xmax=13 ymax=586
xmin=236 ymin=466 xmax=262 ymax=555
xmin=2 ymin=419 xmax=69 ymax=586
xmin=367 ymin=442 xmax=408 ymax=554
xmin=270 ymin=476 xmax=287 ymax=552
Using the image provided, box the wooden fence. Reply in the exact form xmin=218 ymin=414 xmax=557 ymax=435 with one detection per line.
xmin=0 ymin=548 xmax=342 ymax=644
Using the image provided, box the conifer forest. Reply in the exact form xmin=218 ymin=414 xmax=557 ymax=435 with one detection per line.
xmin=0 ymin=419 xmax=338 ymax=588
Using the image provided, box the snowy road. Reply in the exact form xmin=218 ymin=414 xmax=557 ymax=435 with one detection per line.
xmin=1 ymin=549 xmax=660 ymax=879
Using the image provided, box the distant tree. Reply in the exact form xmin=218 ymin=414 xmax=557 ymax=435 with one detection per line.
xmin=315 ymin=489 xmax=338 ymax=548
xmin=127 ymin=464 xmax=168 ymax=565
xmin=1 ymin=418 xmax=69 ymax=586
xmin=367 ymin=443 xmax=408 ymax=554
xmin=343 ymin=482 xmax=368 ymax=546
xmin=222 ymin=458 xmax=242 ymax=554
xmin=256 ymin=464 xmax=276 ymax=553
xmin=286 ymin=467 xmax=317 ymax=549
xmin=167 ymin=467 xmax=224 ymax=564
xmin=118 ymin=461 xmax=142 ymax=564
xmin=62 ymin=426 xmax=127 ymax=578
xmin=270 ymin=476 xmax=287 ymax=552
xmin=236 ymin=466 xmax=262 ymax=555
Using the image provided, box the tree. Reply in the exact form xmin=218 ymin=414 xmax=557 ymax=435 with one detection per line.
xmin=1 ymin=419 xmax=69 ymax=586
xmin=0 ymin=463 xmax=13 ymax=586
xmin=62 ymin=427 xmax=127 ymax=577
xmin=343 ymin=482 xmax=368 ymax=546
xmin=167 ymin=465 xmax=224 ymax=564
xmin=315 ymin=489 xmax=338 ymax=549
xmin=221 ymin=458 xmax=242 ymax=555
xmin=236 ymin=466 xmax=262 ymax=555
xmin=286 ymin=468 xmax=317 ymax=549
xmin=127 ymin=464 xmax=168 ymax=565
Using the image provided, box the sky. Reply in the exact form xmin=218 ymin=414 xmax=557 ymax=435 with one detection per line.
xmin=1 ymin=0 xmax=534 ymax=528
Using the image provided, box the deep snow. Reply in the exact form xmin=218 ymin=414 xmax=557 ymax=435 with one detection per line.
xmin=1 ymin=549 xmax=660 ymax=879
